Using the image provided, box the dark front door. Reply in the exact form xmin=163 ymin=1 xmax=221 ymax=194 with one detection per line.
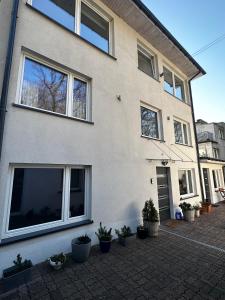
xmin=203 ymin=168 xmax=211 ymax=202
xmin=156 ymin=167 xmax=171 ymax=221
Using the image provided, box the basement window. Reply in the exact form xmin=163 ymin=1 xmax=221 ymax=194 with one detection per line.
xmin=163 ymin=66 xmax=186 ymax=102
xmin=5 ymin=165 xmax=91 ymax=236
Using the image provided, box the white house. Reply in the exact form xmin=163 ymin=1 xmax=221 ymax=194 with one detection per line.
xmin=0 ymin=0 xmax=205 ymax=275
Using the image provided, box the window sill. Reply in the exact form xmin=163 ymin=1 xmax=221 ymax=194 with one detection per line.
xmin=141 ymin=135 xmax=165 ymax=143
xmin=0 ymin=219 xmax=93 ymax=246
xmin=13 ymin=104 xmax=94 ymax=125
xmin=180 ymin=194 xmax=199 ymax=201
xmin=26 ymin=3 xmax=117 ymax=61
xmin=164 ymin=90 xmax=191 ymax=106
xmin=174 ymin=143 xmax=193 ymax=148
xmin=137 ymin=68 xmax=160 ymax=83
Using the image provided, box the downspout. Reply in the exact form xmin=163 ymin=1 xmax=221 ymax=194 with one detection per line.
xmin=0 ymin=0 xmax=19 ymax=160
xmin=188 ymin=71 xmax=205 ymax=202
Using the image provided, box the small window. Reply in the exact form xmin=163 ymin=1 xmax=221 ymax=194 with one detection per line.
xmin=6 ymin=166 xmax=91 ymax=235
xmin=20 ymin=55 xmax=90 ymax=121
xmin=174 ymin=120 xmax=189 ymax=145
xmin=80 ymin=2 xmax=109 ymax=53
xmin=212 ymin=170 xmax=222 ymax=188
xmin=218 ymin=127 xmax=225 ymax=139
xmin=141 ymin=106 xmax=160 ymax=139
xmin=213 ymin=148 xmax=219 ymax=159
xmin=138 ymin=46 xmax=155 ymax=78
xmin=179 ymin=169 xmax=195 ymax=197
xmin=163 ymin=67 xmax=186 ymax=102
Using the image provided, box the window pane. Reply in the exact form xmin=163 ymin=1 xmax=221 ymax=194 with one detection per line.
xmin=212 ymin=170 xmax=217 ymax=188
xmin=138 ymin=50 xmax=154 ymax=77
xmin=70 ymin=169 xmax=85 ymax=218
xmin=32 ymin=0 xmax=75 ymax=31
xmin=187 ymin=170 xmax=193 ymax=193
xmin=183 ymin=124 xmax=188 ymax=145
xmin=21 ymin=58 xmax=67 ymax=114
xmin=174 ymin=121 xmax=183 ymax=144
xmin=81 ymin=2 xmax=109 ymax=53
xmin=178 ymin=170 xmax=188 ymax=195
xmin=73 ymin=79 xmax=87 ymax=119
xmin=175 ymin=75 xmax=185 ymax=101
xmin=141 ymin=107 xmax=159 ymax=139
xmin=163 ymin=67 xmax=173 ymax=95
xmin=9 ymin=168 xmax=63 ymax=230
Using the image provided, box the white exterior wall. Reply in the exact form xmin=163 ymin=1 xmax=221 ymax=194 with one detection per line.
xmin=0 ymin=0 xmax=202 ymax=275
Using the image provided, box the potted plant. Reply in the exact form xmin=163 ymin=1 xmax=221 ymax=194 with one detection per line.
xmin=142 ymin=199 xmax=159 ymax=237
xmin=71 ymin=234 xmax=91 ymax=263
xmin=179 ymin=202 xmax=195 ymax=222
xmin=2 ymin=254 xmax=33 ymax=292
xmin=48 ymin=252 xmax=66 ymax=270
xmin=115 ymin=225 xmax=132 ymax=246
xmin=136 ymin=225 xmax=148 ymax=239
xmin=201 ymin=201 xmax=212 ymax=213
xmin=193 ymin=203 xmax=201 ymax=218
xmin=95 ymin=222 xmax=112 ymax=253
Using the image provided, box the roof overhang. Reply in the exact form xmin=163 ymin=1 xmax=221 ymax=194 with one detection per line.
xmin=200 ymin=157 xmax=225 ymax=165
xmin=101 ymin=0 xmax=206 ymax=79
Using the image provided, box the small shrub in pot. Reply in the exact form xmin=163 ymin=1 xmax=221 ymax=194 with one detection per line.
xmin=179 ymin=202 xmax=195 ymax=222
xmin=115 ymin=225 xmax=132 ymax=246
xmin=142 ymin=199 xmax=159 ymax=237
xmin=48 ymin=253 xmax=66 ymax=270
xmin=72 ymin=234 xmax=91 ymax=263
xmin=95 ymin=222 xmax=112 ymax=253
xmin=2 ymin=254 xmax=33 ymax=292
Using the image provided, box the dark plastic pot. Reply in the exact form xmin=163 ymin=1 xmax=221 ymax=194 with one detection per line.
xmin=2 ymin=266 xmax=32 ymax=292
xmin=118 ymin=235 xmax=126 ymax=246
xmin=71 ymin=238 xmax=91 ymax=263
xmin=137 ymin=227 xmax=148 ymax=239
xmin=99 ymin=240 xmax=111 ymax=253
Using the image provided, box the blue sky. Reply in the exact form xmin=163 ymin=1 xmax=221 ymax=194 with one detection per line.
xmin=142 ymin=0 xmax=225 ymax=122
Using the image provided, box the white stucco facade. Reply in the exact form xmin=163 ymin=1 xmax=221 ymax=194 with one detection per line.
xmin=0 ymin=0 xmax=204 ymax=276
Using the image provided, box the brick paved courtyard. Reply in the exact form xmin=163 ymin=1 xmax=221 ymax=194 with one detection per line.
xmin=1 ymin=204 xmax=225 ymax=299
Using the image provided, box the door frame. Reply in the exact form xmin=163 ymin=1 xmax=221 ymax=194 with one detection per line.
xmin=202 ymin=168 xmax=212 ymax=203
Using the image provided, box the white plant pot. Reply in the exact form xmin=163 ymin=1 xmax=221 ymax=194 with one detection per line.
xmin=48 ymin=257 xmax=65 ymax=270
xmin=195 ymin=209 xmax=200 ymax=218
xmin=184 ymin=210 xmax=195 ymax=222
xmin=144 ymin=221 xmax=159 ymax=237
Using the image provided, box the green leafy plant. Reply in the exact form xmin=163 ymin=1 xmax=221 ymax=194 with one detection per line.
xmin=179 ymin=202 xmax=194 ymax=211
xmin=50 ymin=253 xmax=66 ymax=265
xmin=142 ymin=199 xmax=159 ymax=222
xmin=77 ymin=234 xmax=91 ymax=244
xmin=95 ymin=222 xmax=112 ymax=241
xmin=115 ymin=225 xmax=132 ymax=238
xmin=3 ymin=254 xmax=33 ymax=278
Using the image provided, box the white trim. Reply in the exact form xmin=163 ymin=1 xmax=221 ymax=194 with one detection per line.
xmin=173 ymin=117 xmax=190 ymax=146
xmin=140 ymin=103 xmax=162 ymax=140
xmin=179 ymin=168 xmax=196 ymax=199
xmin=2 ymin=164 xmax=92 ymax=239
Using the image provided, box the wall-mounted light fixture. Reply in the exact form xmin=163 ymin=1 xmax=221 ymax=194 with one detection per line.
xmin=116 ymin=95 xmax=121 ymax=101
xmin=159 ymin=72 xmax=164 ymax=78
xmin=162 ymin=159 xmax=169 ymax=166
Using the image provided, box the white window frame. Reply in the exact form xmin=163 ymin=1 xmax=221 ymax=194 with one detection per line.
xmin=173 ymin=118 xmax=190 ymax=146
xmin=137 ymin=43 xmax=157 ymax=79
xmin=28 ymin=0 xmax=113 ymax=55
xmin=213 ymin=148 xmax=219 ymax=159
xmin=218 ymin=127 xmax=225 ymax=140
xmin=140 ymin=103 xmax=162 ymax=140
xmin=163 ymin=66 xmax=187 ymax=102
xmin=2 ymin=165 xmax=91 ymax=239
xmin=212 ymin=169 xmax=223 ymax=188
xmin=16 ymin=53 xmax=91 ymax=121
xmin=179 ymin=169 xmax=196 ymax=199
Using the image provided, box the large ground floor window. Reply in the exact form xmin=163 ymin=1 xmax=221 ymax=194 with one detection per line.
xmin=178 ymin=169 xmax=196 ymax=199
xmin=5 ymin=165 xmax=91 ymax=236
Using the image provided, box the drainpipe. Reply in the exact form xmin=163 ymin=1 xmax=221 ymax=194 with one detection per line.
xmin=188 ymin=71 xmax=205 ymax=202
xmin=0 ymin=0 xmax=19 ymax=161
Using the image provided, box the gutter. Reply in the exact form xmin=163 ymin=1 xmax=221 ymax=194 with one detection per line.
xmin=188 ymin=72 xmax=205 ymax=202
xmin=132 ymin=0 xmax=206 ymax=76
xmin=0 ymin=0 xmax=19 ymax=160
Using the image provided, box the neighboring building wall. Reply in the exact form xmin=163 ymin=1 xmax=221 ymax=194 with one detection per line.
xmin=0 ymin=0 xmax=202 ymax=275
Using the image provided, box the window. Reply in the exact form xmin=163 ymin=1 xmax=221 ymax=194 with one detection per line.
xmin=19 ymin=55 xmax=90 ymax=121
xmin=212 ymin=170 xmax=223 ymax=188
xmin=218 ymin=127 xmax=225 ymax=139
xmin=213 ymin=148 xmax=219 ymax=159
xmin=31 ymin=0 xmax=111 ymax=54
xmin=174 ymin=120 xmax=189 ymax=145
xmin=178 ymin=169 xmax=195 ymax=197
xmin=163 ymin=67 xmax=186 ymax=101
xmin=141 ymin=106 xmax=161 ymax=139
xmin=138 ymin=45 xmax=155 ymax=78
xmin=6 ymin=166 xmax=90 ymax=236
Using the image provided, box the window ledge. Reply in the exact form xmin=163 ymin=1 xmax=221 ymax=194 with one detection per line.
xmin=0 ymin=219 xmax=93 ymax=246
xmin=141 ymin=135 xmax=165 ymax=143
xmin=164 ymin=90 xmax=191 ymax=106
xmin=13 ymin=104 xmax=94 ymax=125
xmin=25 ymin=3 xmax=117 ymax=61
xmin=180 ymin=194 xmax=199 ymax=201
xmin=174 ymin=143 xmax=193 ymax=148
xmin=137 ymin=68 xmax=160 ymax=83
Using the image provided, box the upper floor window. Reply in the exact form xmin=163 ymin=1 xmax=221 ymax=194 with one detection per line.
xmin=174 ymin=119 xmax=190 ymax=145
xmin=141 ymin=105 xmax=161 ymax=140
xmin=163 ymin=67 xmax=185 ymax=102
xmin=179 ymin=169 xmax=195 ymax=198
xmin=137 ymin=45 xmax=156 ymax=79
xmin=213 ymin=148 xmax=219 ymax=159
xmin=218 ymin=127 xmax=225 ymax=139
xmin=30 ymin=0 xmax=112 ymax=54
xmin=19 ymin=55 xmax=91 ymax=121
